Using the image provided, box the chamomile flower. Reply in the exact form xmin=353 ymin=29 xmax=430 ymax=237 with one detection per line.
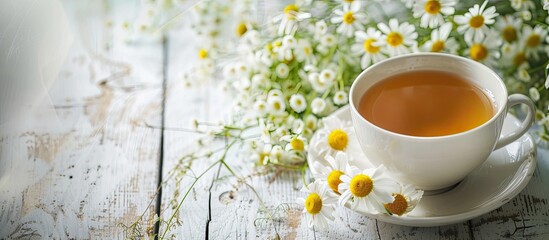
xmin=292 ymin=118 xmax=305 ymax=134
xmin=311 ymin=97 xmax=328 ymax=115
xmin=454 ymin=0 xmax=498 ymax=44
xmin=281 ymin=134 xmax=308 ymax=152
xmin=253 ymin=100 xmax=268 ymax=115
xmin=422 ymin=22 xmax=458 ymax=53
xmin=273 ymin=4 xmax=312 ymax=35
xmin=464 ymin=30 xmax=502 ymax=68
xmin=412 ymin=0 xmax=456 ymax=28
xmin=275 ymin=63 xmax=290 ymax=79
xmin=384 ymin=184 xmax=423 ymax=216
xmin=313 ymin=151 xmax=352 ymax=194
xmin=331 ymin=2 xmax=367 ymax=37
xmin=378 ymin=19 xmax=418 ymax=56
xmin=290 ymin=94 xmax=307 ymax=113
xmin=253 ymin=143 xmax=273 ymax=165
xmin=522 ymin=25 xmax=547 ymax=60
xmin=305 ymin=114 xmax=318 ymax=131
xmin=314 ymin=116 xmax=363 ymax=157
xmin=530 ymin=87 xmax=540 ymax=101
xmin=501 ymin=42 xmax=528 ymax=68
xmin=314 ymin=20 xmax=328 ymax=41
xmin=268 ymin=96 xmax=286 ymax=115
xmin=295 ymin=39 xmax=317 ymax=64
xmin=309 ymin=72 xmax=334 ymax=93
xmin=317 ymin=34 xmax=337 ymax=54
xmin=352 ymin=28 xmax=386 ymax=69
xmin=297 ymin=180 xmax=337 ymax=229
xmin=496 ymin=15 xmax=522 ymax=43
xmin=333 ymin=91 xmax=348 ymax=105
xmin=338 ymin=165 xmax=399 ymax=213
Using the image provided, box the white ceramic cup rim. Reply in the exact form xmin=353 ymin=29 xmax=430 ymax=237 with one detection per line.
xmin=349 ymin=53 xmax=509 ymax=141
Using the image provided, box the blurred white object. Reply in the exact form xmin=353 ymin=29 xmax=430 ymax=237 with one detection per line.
xmin=0 ymin=0 xmax=72 ymax=126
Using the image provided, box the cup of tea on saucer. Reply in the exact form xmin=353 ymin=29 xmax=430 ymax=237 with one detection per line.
xmin=349 ymin=53 xmax=536 ymax=191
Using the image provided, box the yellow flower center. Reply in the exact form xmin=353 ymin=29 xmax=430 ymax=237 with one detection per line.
xmin=305 ymin=193 xmax=322 ymax=214
xmin=386 ymin=32 xmax=404 ymax=47
xmin=526 ymin=34 xmax=541 ymax=47
xmin=236 ymin=22 xmax=247 ymax=37
xmin=513 ymin=52 xmax=526 ymax=66
xmin=284 ymin=4 xmax=299 ymax=19
xmin=350 ymin=174 xmax=373 ymax=197
xmin=273 ymin=101 xmax=282 ymax=110
xmin=266 ymin=43 xmax=273 ymax=53
xmin=304 ymin=47 xmax=312 ymax=55
xmin=327 ymin=170 xmax=344 ymax=193
xmin=431 ymin=40 xmax=445 ymax=52
xmin=343 ymin=12 xmax=355 ymax=24
xmin=469 ymin=15 xmax=484 ymax=29
xmin=258 ymin=152 xmax=268 ymax=164
xmin=424 ymin=0 xmax=441 ymax=14
xmin=343 ymin=0 xmax=354 ymax=2
xmin=290 ymin=138 xmax=305 ymax=151
xmin=469 ymin=44 xmax=488 ymax=61
xmin=198 ymin=49 xmax=208 ymax=59
xmin=384 ymin=193 xmax=409 ymax=216
xmin=327 ymin=129 xmax=349 ymax=151
xmin=502 ymin=26 xmax=517 ymax=42
xmin=363 ymin=38 xmax=380 ymax=53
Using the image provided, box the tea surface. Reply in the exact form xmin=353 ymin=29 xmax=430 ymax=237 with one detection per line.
xmin=359 ymin=70 xmax=494 ymax=137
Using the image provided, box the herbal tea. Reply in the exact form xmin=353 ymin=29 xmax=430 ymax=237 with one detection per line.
xmin=358 ymin=70 xmax=494 ymax=137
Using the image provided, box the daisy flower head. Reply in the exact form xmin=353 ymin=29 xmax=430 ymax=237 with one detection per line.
xmin=333 ymin=90 xmax=348 ymax=105
xmin=273 ymin=3 xmax=312 ymax=35
xmin=501 ymin=42 xmax=528 ymax=68
xmin=464 ymin=30 xmax=502 ymax=68
xmin=378 ymin=19 xmax=418 ymax=56
xmin=289 ymin=93 xmax=307 ymax=113
xmin=412 ymin=0 xmax=456 ymax=28
xmin=313 ymin=151 xmax=353 ymax=194
xmin=522 ymin=25 xmax=547 ymax=60
xmin=422 ymin=22 xmax=458 ymax=54
xmin=496 ymin=15 xmax=522 ymax=43
xmin=309 ymin=70 xmax=335 ymax=94
xmin=311 ymin=97 xmax=328 ymax=115
xmin=454 ymin=0 xmax=498 ymax=44
xmin=297 ymin=180 xmax=337 ymax=229
xmin=267 ymin=95 xmax=286 ymax=115
xmin=314 ymin=115 xmax=363 ymax=157
xmin=331 ymin=1 xmax=367 ymax=37
xmin=338 ymin=165 xmax=399 ymax=213
xmin=384 ymin=184 xmax=423 ymax=216
xmin=352 ymin=28 xmax=386 ymax=69
xmin=529 ymin=87 xmax=540 ymax=102
xmin=275 ymin=62 xmax=290 ymax=78
xmin=295 ymin=39 xmax=317 ymax=64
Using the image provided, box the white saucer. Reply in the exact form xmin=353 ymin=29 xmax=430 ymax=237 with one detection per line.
xmin=307 ymin=106 xmax=537 ymax=227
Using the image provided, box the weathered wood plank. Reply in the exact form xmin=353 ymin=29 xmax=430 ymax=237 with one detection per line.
xmin=0 ymin=1 xmax=162 ymax=238
xmin=159 ymin=27 xmax=225 ymax=239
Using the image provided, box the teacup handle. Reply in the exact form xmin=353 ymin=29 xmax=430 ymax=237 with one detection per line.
xmin=494 ymin=94 xmax=536 ymax=150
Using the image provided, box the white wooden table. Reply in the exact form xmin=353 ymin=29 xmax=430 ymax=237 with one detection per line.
xmin=1 ymin=1 xmax=549 ymax=239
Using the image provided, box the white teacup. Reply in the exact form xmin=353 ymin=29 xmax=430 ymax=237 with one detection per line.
xmin=349 ymin=53 xmax=535 ymax=191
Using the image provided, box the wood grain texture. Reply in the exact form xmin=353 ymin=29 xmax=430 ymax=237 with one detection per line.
xmin=0 ymin=1 xmax=162 ymax=238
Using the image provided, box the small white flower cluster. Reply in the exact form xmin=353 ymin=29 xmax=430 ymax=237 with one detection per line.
xmin=298 ymin=116 xmax=423 ymax=229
